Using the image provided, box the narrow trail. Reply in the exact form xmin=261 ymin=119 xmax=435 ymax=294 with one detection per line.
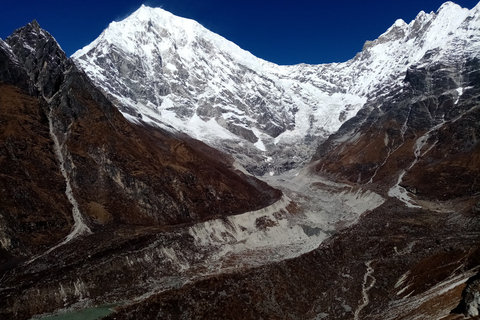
xmin=354 ymin=260 xmax=376 ymax=320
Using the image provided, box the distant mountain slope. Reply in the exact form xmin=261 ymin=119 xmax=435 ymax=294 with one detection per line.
xmin=314 ymin=58 xmax=480 ymax=203
xmin=312 ymin=0 xmax=480 ymax=204
xmin=73 ymin=2 xmax=480 ymax=175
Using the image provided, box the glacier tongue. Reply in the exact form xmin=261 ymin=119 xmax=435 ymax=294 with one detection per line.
xmin=72 ymin=2 xmax=480 ymax=175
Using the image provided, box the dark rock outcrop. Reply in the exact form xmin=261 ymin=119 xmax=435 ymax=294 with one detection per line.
xmin=452 ymin=270 xmax=480 ymax=317
xmin=0 ymin=39 xmax=34 ymax=93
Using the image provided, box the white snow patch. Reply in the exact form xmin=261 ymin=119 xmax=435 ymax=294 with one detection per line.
xmin=254 ymin=139 xmax=266 ymax=151
xmin=455 ymin=86 xmax=473 ymax=104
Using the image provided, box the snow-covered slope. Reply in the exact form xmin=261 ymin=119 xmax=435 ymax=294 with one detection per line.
xmin=72 ymin=2 xmax=480 ymax=174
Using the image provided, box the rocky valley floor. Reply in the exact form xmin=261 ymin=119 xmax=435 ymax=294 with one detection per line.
xmin=0 ymin=165 xmax=385 ymax=319
xmin=2 ymin=164 xmax=479 ymax=319
xmin=102 ymin=171 xmax=480 ymax=320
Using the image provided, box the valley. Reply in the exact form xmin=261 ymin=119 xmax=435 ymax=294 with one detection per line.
xmin=3 ymin=164 xmax=385 ymax=319
xmin=1 ymin=1 xmax=480 ymax=319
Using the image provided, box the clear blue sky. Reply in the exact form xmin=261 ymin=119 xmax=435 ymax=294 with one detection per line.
xmin=1 ymin=0 xmax=479 ymax=65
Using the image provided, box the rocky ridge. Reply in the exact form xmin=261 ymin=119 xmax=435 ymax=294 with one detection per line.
xmin=313 ymin=34 xmax=480 ymax=204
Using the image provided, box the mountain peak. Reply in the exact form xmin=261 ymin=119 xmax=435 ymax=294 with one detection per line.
xmin=434 ymin=0 xmax=471 ymax=23
xmin=437 ymin=1 xmax=462 ymax=13
xmin=6 ymin=20 xmax=70 ymax=98
xmin=28 ymin=19 xmax=41 ymax=31
xmin=125 ymin=4 xmax=199 ymax=31
xmin=394 ymin=18 xmax=408 ymax=27
xmin=8 ymin=19 xmax=64 ymax=55
xmin=134 ymin=4 xmax=171 ymax=17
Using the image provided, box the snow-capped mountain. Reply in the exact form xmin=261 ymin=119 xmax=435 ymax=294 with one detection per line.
xmin=72 ymin=4 xmax=355 ymax=175
xmin=72 ymin=2 xmax=480 ymax=175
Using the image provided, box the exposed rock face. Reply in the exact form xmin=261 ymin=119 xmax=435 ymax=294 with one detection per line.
xmin=313 ymin=58 xmax=480 ymax=203
xmin=6 ymin=20 xmax=72 ymax=100
xmin=453 ymin=271 xmax=480 ymax=317
xmin=0 ymin=39 xmax=34 ymax=93
xmin=0 ymin=38 xmax=73 ymax=259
